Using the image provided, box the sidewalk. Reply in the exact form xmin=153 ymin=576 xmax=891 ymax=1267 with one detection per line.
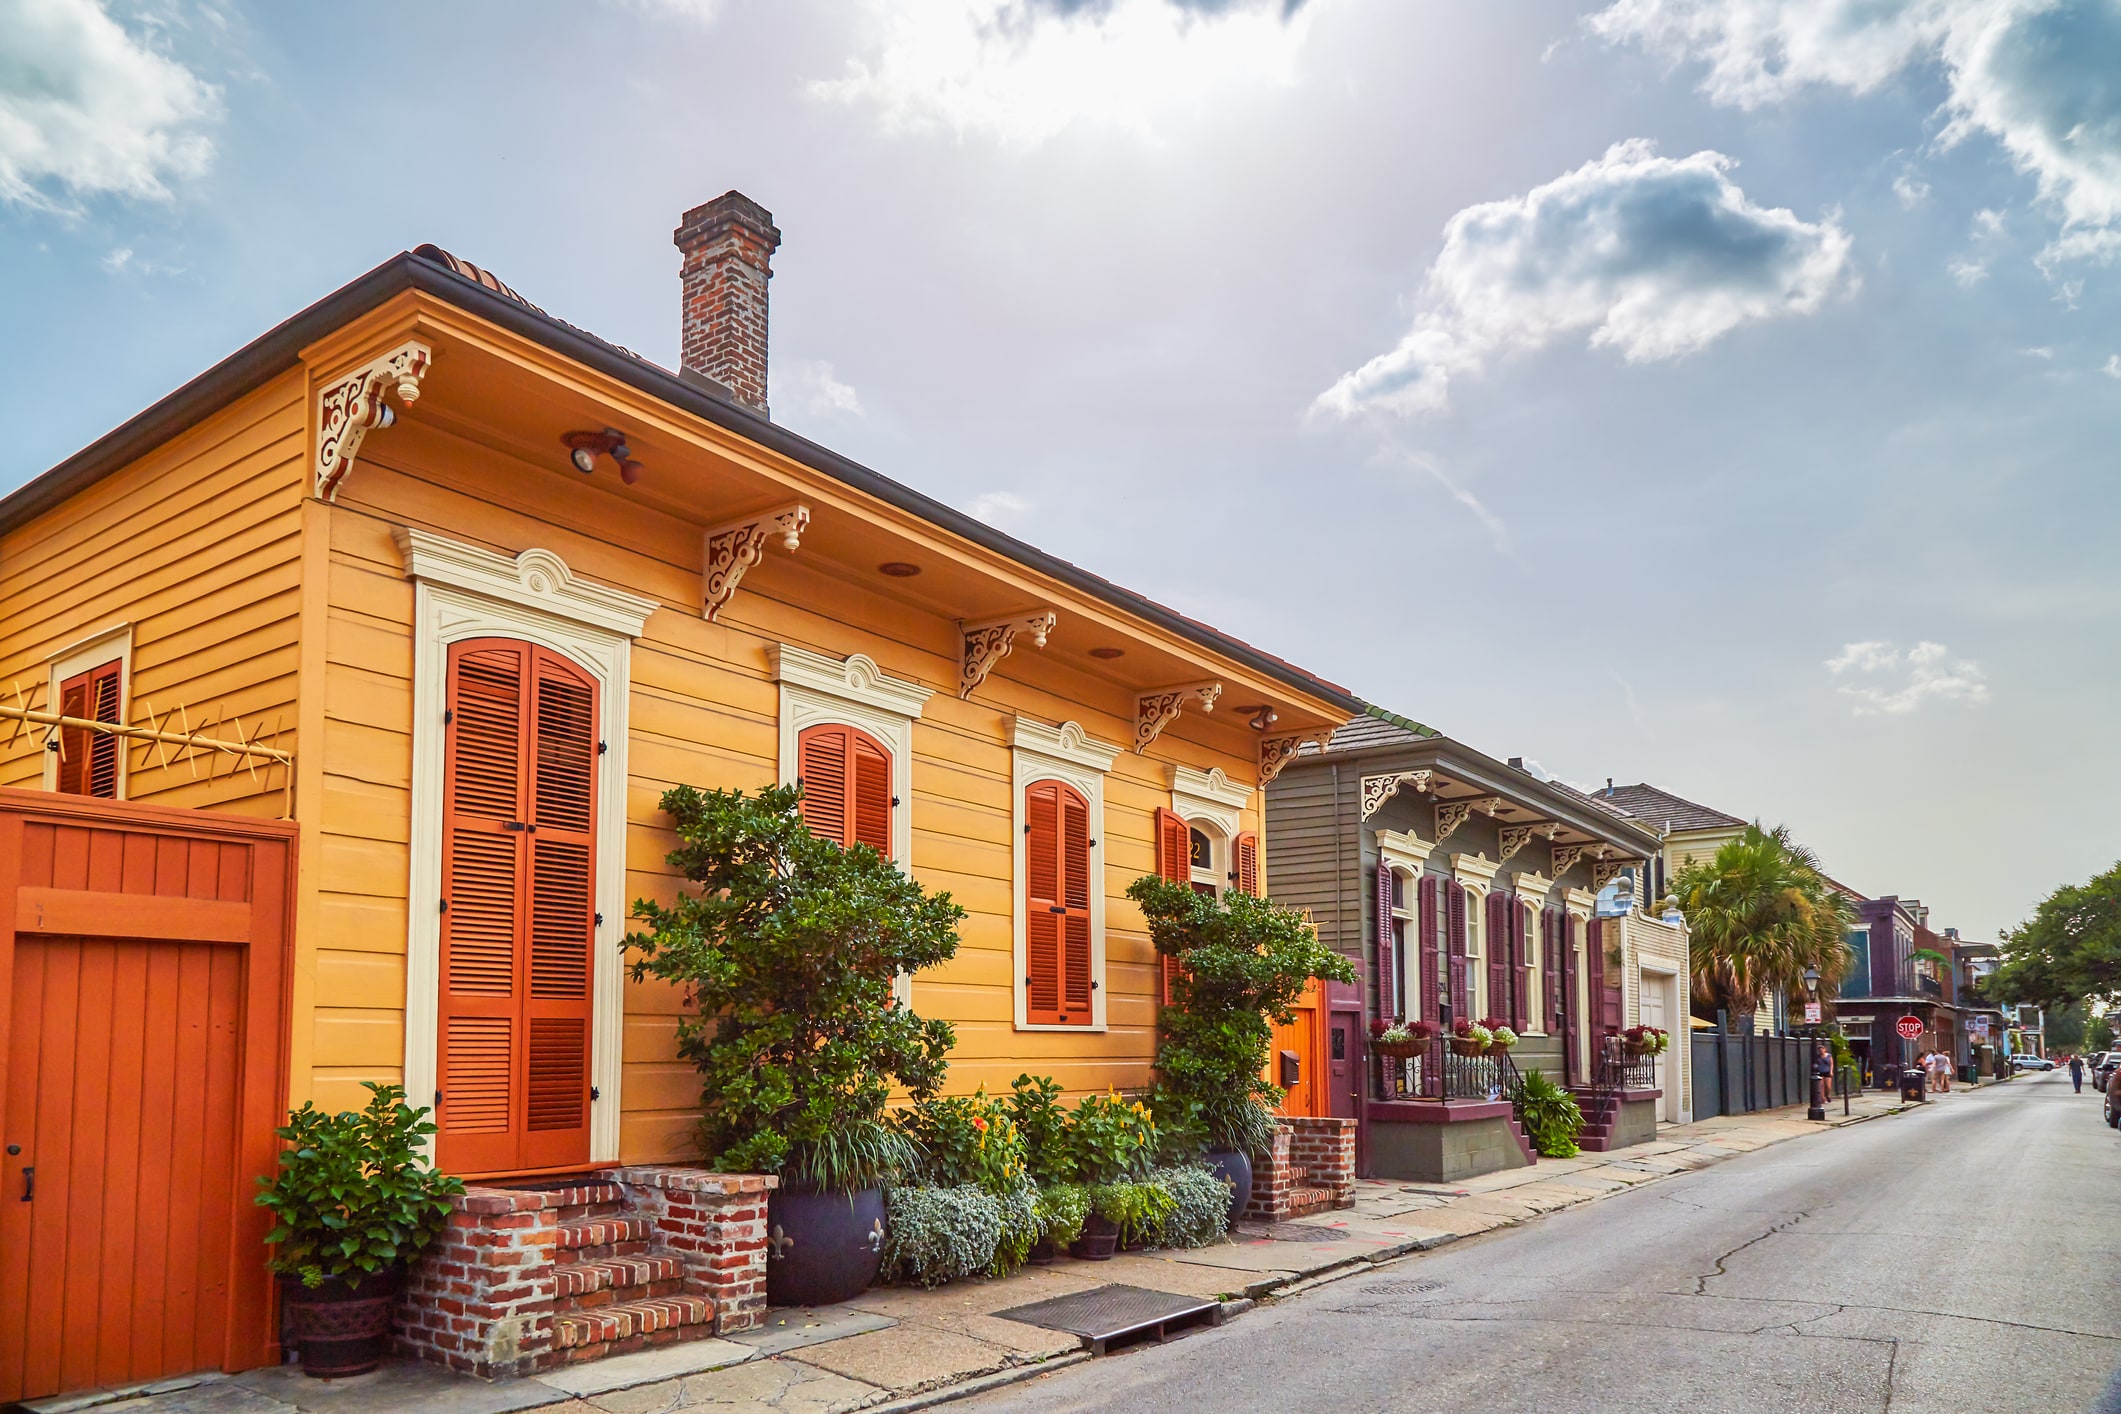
xmin=54 ymin=1086 xmax=1964 ymax=1414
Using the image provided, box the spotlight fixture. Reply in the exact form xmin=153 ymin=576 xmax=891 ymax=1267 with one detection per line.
xmin=562 ymin=428 xmax=644 ymax=484
xmin=1088 ymin=647 xmax=1124 ymax=660
xmin=877 ymin=562 xmax=922 ymax=578
xmin=1246 ymin=705 xmax=1280 ymax=731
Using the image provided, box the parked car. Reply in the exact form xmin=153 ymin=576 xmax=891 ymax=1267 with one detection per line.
xmin=2092 ymin=1053 xmax=2121 ymax=1089
xmin=2105 ymin=1080 xmax=2120 ymax=1129
xmin=2012 ymin=1054 xmax=2056 ymax=1071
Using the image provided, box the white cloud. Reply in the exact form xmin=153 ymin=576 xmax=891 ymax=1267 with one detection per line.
xmin=970 ymin=490 xmax=1033 ymax=524
xmin=808 ymin=0 xmax=1313 ymax=146
xmin=1312 ymin=140 xmax=1853 ymax=418
xmin=1893 ymin=169 xmax=1933 ymax=207
xmin=788 ymin=359 xmax=864 ymax=416
xmin=0 ymin=0 xmax=221 ymax=213
xmin=2103 ymin=353 xmax=2121 ymax=378
xmin=1947 ymin=254 xmax=1989 ymax=285
xmin=2019 ymin=344 xmax=2053 ymax=357
xmin=1588 ymin=0 xmax=2121 ymax=268
xmin=1825 ymin=638 xmax=1991 ymax=715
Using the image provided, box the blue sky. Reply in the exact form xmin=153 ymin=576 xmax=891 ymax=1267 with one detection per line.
xmin=4 ymin=0 xmax=2119 ymax=943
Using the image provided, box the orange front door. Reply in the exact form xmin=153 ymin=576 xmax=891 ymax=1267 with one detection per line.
xmin=1268 ymin=982 xmax=1324 ymax=1117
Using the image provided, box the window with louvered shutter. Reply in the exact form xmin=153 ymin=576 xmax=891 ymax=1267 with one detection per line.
xmin=55 ymin=661 xmax=123 ymax=798
xmin=1374 ymin=864 xmax=1395 ymax=1021
xmin=1562 ymin=913 xmax=1582 ymax=1083
xmin=1514 ymin=901 xmax=1533 ymax=1033
xmin=1445 ymin=879 xmax=1468 ymax=1022
xmin=438 ymin=638 xmax=598 ymax=1176
xmin=1544 ymin=909 xmax=1564 ymax=1034
xmin=1486 ymin=892 xmax=1508 ymax=1023
xmin=1155 ymin=807 xmax=1189 ymax=1005
xmin=1027 ymin=780 xmax=1094 ymax=1025
xmin=1233 ymin=832 xmax=1260 ymax=897
xmin=1419 ymin=875 xmax=1441 ymax=1028
xmin=796 ymin=723 xmax=895 ymax=859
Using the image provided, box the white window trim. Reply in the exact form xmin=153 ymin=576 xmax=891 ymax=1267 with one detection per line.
xmin=771 ymin=645 xmax=932 ymax=1006
xmin=1564 ymin=887 xmax=1596 ymax=1078
xmin=1010 ymin=717 xmax=1121 ymax=1032
xmin=1187 ymin=819 xmax=1225 ymax=897
xmin=1384 ymin=863 xmax=1416 ymax=1020
xmin=396 ymin=528 xmax=658 ymax=1166
xmin=1170 ymin=764 xmax=1250 ymax=841
xmin=1513 ymin=872 xmax=1553 ymax=1032
xmin=43 ymin=622 xmax=134 ymax=796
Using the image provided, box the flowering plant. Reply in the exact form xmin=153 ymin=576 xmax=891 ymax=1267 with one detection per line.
xmin=1069 ymin=1091 xmax=1158 ymax=1185
xmin=1623 ymin=1025 xmax=1670 ymax=1056
xmin=895 ymin=1089 xmax=1027 ymax=1196
xmin=1490 ymin=1026 xmax=1519 ymax=1049
xmin=1453 ymin=1018 xmax=1494 ymax=1048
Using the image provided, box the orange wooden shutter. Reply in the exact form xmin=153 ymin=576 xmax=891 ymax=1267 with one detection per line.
xmin=1026 ymin=781 xmax=1093 ymax=1025
xmin=797 ymin=723 xmax=893 ymax=859
xmin=55 ymin=662 xmax=122 ymax=799
xmin=1233 ymin=831 xmax=1260 ymax=896
xmin=1155 ymin=807 xmax=1188 ymax=1004
xmin=438 ymin=639 xmax=597 ymax=1176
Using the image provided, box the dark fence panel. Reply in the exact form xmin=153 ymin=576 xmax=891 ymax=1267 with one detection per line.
xmin=1689 ymin=1027 xmax=1812 ymax=1120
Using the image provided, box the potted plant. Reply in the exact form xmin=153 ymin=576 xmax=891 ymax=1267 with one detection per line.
xmin=1368 ymin=1017 xmax=1435 ymax=1058
xmin=1623 ymin=1025 xmax=1669 ymax=1057
xmin=625 ymin=784 xmax=963 ymax=1307
xmin=255 ymin=1083 xmax=463 ymax=1377
xmin=1484 ymin=1018 xmax=1519 ymax=1055
xmin=1131 ymin=875 xmax=1355 ymax=1224
xmin=1450 ymin=1017 xmax=1494 ymax=1057
xmin=1004 ymin=1074 xmax=1078 ymax=1262
xmin=1067 ymin=1092 xmax=1157 ymax=1258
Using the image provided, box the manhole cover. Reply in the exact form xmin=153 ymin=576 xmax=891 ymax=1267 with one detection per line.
xmin=1361 ymin=1280 xmax=1445 ymax=1296
xmin=1240 ymin=1224 xmax=1350 ymax=1243
xmin=996 ymin=1284 xmax=1222 ymax=1356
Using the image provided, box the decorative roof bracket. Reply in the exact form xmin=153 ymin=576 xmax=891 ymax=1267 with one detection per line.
xmin=1133 ymin=681 xmax=1221 ymax=755
xmin=957 ymin=609 xmax=1058 ymax=700
xmin=702 ymin=502 xmax=809 ymax=622
xmin=1550 ymin=842 xmax=1587 ymax=878
xmin=1498 ymin=820 xmax=1560 ymax=862
xmin=1258 ymin=730 xmax=1327 ymax=784
xmin=315 ymin=341 xmax=432 ymax=503
xmin=1435 ymin=796 xmax=1503 ymax=844
xmin=1591 ymin=858 xmax=1644 ymax=891
xmin=1360 ymin=769 xmax=1433 ymax=820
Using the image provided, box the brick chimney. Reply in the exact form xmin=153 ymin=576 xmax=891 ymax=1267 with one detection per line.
xmin=674 ymin=191 xmax=781 ymax=414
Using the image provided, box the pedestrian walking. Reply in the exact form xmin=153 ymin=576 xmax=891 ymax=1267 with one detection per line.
xmin=2071 ymin=1053 xmax=2085 ymax=1092
xmin=1938 ymin=1050 xmax=1952 ymax=1093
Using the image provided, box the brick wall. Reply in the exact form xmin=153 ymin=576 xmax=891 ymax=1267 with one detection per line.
xmin=1242 ymin=1117 xmax=1356 ymax=1223
xmin=605 ymin=1167 xmax=776 ymax=1335
xmin=397 ymin=1187 xmax=560 ymax=1377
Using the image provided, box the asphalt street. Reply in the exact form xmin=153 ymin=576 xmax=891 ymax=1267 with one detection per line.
xmin=965 ymin=1073 xmax=2121 ymax=1414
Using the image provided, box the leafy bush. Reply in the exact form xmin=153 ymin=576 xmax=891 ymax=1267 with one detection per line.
xmin=623 ymin=784 xmax=963 ymax=1192
xmin=882 ymin=1185 xmax=1003 ymax=1288
xmin=1005 ymin=1074 xmax=1077 ymax=1186
xmin=1129 ymin=877 xmax=1355 ymax=1156
xmin=1146 ymin=1165 xmax=1230 ymax=1248
xmin=1070 ymin=1092 xmax=1158 ymax=1184
xmin=991 ymin=1183 xmax=1041 ymax=1277
xmin=1508 ymin=1068 xmax=1585 ymax=1159
xmin=255 ymin=1083 xmax=464 ymax=1289
xmin=897 ymin=1090 xmax=1028 ymax=1195
xmin=1091 ymin=1180 xmax=1178 ymax=1248
xmin=1036 ymin=1183 xmax=1090 ymax=1248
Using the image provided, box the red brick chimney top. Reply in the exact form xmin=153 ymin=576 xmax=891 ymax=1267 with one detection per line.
xmin=674 ymin=191 xmax=781 ymax=414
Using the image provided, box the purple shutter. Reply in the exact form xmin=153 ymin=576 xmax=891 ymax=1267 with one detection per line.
xmin=1485 ymin=891 xmax=1508 ymax=1024
xmin=1375 ymin=862 xmax=1396 ymax=1022
xmin=1514 ymin=902 xmax=1533 ymax=1033
xmin=1446 ymin=879 xmax=1468 ymax=1021
xmin=1419 ymin=875 xmax=1441 ymax=1029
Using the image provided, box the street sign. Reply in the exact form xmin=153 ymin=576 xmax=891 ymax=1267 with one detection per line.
xmin=1896 ymin=1015 xmax=1924 ymax=1040
xmin=1804 ymin=1001 xmax=1822 ymax=1025
xmin=1970 ymin=1017 xmax=1990 ymax=1039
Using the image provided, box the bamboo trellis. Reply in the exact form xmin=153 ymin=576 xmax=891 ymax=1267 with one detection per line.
xmin=1 ymin=680 xmax=294 ymax=819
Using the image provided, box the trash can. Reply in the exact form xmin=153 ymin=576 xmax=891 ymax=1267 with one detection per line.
xmin=1900 ymin=1069 xmax=1927 ymax=1103
xmin=1960 ymin=1064 xmax=1976 ymax=1085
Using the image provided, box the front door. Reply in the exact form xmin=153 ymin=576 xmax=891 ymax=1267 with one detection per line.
xmin=1269 ymin=981 xmax=1322 ymax=1117
xmin=437 ymin=639 xmax=598 ymax=1177
xmin=1640 ymin=969 xmax=1672 ymax=1120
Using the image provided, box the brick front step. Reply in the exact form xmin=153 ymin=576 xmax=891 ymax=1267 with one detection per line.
xmin=1281 ymin=1186 xmax=1346 ymax=1219
xmin=557 ymin=1217 xmax=651 ymax=1253
xmin=553 ymin=1295 xmax=715 ymax=1358
xmin=557 ymin=1254 xmax=685 ymax=1301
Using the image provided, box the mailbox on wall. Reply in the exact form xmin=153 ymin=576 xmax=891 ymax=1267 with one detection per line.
xmin=1279 ymin=1049 xmax=1301 ymax=1088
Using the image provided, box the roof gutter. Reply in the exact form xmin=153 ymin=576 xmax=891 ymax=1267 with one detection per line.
xmin=0 ymin=253 xmax=1360 ymax=716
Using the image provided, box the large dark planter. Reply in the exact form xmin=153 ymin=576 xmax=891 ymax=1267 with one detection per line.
xmin=1205 ymin=1147 xmax=1253 ymax=1226
xmin=767 ymin=1187 xmax=886 ymax=1307
xmin=281 ymin=1269 xmax=400 ymax=1378
xmin=1070 ymin=1214 xmax=1119 ymax=1261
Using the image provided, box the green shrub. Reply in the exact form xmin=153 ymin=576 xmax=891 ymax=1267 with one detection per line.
xmin=1090 ymin=1179 xmax=1178 ymax=1247
xmin=623 ymin=784 xmax=962 ymax=1192
xmin=1036 ymin=1183 xmax=1090 ymax=1248
xmin=1508 ymin=1068 xmax=1585 ymax=1159
xmin=1146 ymin=1165 xmax=1230 ymax=1248
xmin=882 ymin=1185 xmax=1002 ymax=1288
xmin=991 ymin=1183 xmax=1041 ymax=1277
xmin=255 ymin=1083 xmax=464 ymax=1289
xmin=1070 ymin=1092 xmax=1157 ymax=1184
xmin=1005 ymin=1074 xmax=1077 ymax=1185
xmin=896 ymin=1089 xmax=1028 ymax=1195
xmin=1129 ymin=877 xmax=1355 ymax=1157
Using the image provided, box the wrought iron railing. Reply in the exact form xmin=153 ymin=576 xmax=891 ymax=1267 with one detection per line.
xmin=1584 ymin=1035 xmax=1658 ymax=1109
xmin=1374 ymin=1040 xmax=1520 ymax=1103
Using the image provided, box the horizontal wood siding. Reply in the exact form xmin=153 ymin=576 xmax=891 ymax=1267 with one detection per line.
xmin=0 ymin=374 xmax=306 ymax=820
xmin=321 ymin=432 xmax=1275 ymax=1162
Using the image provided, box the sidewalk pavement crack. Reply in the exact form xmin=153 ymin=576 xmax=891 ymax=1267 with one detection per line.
xmin=1691 ymin=1209 xmax=1811 ymax=1295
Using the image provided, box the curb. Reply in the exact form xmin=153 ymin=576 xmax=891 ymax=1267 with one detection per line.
xmin=859 ymin=1350 xmax=1094 ymax=1413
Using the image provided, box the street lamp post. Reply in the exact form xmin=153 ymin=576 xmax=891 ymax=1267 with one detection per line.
xmin=1804 ymin=965 xmax=1827 ymax=1121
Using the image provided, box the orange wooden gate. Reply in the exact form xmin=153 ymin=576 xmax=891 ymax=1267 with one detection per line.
xmin=1269 ymin=981 xmax=1326 ymax=1117
xmin=0 ymin=789 xmax=295 ymax=1403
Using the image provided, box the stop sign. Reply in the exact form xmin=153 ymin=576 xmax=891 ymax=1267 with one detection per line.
xmin=1896 ymin=1015 xmax=1924 ymax=1040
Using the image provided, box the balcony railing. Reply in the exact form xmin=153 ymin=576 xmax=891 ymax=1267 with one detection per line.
xmin=1374 ymin=1039 xmax=1519 ymax=1103
xmin=1915 ymin=974 xmax=1942 ymax=999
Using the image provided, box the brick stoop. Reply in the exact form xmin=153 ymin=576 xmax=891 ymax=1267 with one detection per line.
xmin=397 ymin=1167 xmax=773 ymax=1379
xmin=1502 ymin=1112 xmax=1538 ymax=1166
xmin=1574 ymin=1090 xmax=1619 ymax=1152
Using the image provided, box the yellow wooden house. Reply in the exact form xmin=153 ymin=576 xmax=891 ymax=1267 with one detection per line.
xmin=0 ymin=191 xmax=1356 ymax=1192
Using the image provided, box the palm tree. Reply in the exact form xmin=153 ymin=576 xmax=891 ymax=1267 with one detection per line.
xmin=1670 ymin=823 xmax=1857 ymax=1025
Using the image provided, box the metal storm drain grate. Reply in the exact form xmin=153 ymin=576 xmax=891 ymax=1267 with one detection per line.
xmin=1360 ymin=1280 xmax=1446 ymax=1296
xmin=1241 ymin=1224 xmax=1350 ymax=1243
xmin=996 ymin=1284 xmax=1223 ymax=1356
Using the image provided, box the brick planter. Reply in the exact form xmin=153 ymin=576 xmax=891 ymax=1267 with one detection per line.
xmin=395 ymin=1167 xmax=775 ymax=1378
xmin=1241 ymin=1117 xmax=1356 ymax=1223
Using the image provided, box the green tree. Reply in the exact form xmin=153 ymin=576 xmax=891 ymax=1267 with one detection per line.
xmin=1990 ymin=861 xmax=2121 ymax=1012
xmin=1128 ymin=876 xmax=1355 ymax=1156
xmin=624 ymin=784 xmax=963 ymax=1191
xmin=2087 ymin=1014 xmax=2115 ymax=1052
xmin=2045 ymin=1003 xmax=2088 ymax=1052
xmin=1670 ymin=823 xmax=1856 ymax=1023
